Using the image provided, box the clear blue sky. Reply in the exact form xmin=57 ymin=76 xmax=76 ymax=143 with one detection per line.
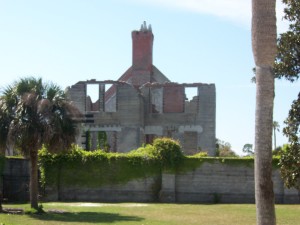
xmin=0 ymin=0 xmax=299 ymax=155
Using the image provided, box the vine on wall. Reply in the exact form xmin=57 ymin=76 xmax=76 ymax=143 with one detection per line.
xmin=37 ymin=138 xmax=279 ymax=189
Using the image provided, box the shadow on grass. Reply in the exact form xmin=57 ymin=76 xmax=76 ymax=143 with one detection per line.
xmin=28 ymin=211 xmax=144 ymax=223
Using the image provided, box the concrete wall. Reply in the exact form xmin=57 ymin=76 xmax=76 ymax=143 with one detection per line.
xmin=2 ymin=158 xmax=299 ymax=203
xmin=2 ymin=158 xmax=30 ymax=202
xmin=45 ymin=161 xmax=299 ymax=204
xmin=67 ymin=81 xmax=145 ymax=152
xmin=68 ymin=80 xmax=216 ymax=155
xmin=166 ymin=162 xmax=298 ymax=204
xmin=68 ymin=77 xmax=217 ymax=156
xmin=197 ymin=84 xmax=216 ymax=155
xmin=45 ymin=176 xmax=161 ymax=202
xmin=142 ymin=83 xmax=216 ymax=155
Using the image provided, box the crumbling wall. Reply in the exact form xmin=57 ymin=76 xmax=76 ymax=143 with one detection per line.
xmin=197 ymin=84 xmax=216 ymax=155
xmin=68 ymin=81 xmax=144 ymax=152
xmin=66 ymin=82 xmax=86 ymax=112
xmin=141 ymin=83 xmax=216 ymax=155
xmin=150 ymin=86 xmax=163 ymax=113
xmin=185 ymin=96 xmax=199 ymax=113
xmin=68 ymin=79 xmax=216 ymax=155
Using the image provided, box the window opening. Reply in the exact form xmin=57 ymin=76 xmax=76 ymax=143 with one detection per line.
xmin=185 ymin=87 xmax=198 ymax=101
xmin=86 ymin=84 xmax=100 ymax=111
xmin=184 ymin=87 xmax=199 ymax=113
xmin=87 ymin=84 xmax=99 ymax=103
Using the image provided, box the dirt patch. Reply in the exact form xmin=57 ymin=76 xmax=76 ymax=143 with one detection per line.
xmin=1 ymin=208 xmax=24 ymax=214
xmin=120 ymin=203 xmax=149 ymax=207
xmin=48 ymin=202 xmax=149 ymax=207
xmin=47 ymin=209 xmax=68 ymax=214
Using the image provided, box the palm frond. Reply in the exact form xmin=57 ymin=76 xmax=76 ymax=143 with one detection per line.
xmin=0 ymin=76 xmax=81 ymax=156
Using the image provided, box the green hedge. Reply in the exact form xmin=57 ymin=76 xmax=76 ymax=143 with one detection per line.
xmin=38 ymin=138 xmax=184 ymax=188
xmin=180 ymin=155 xmax=280 ymax=172
xmin=38 ymin=145 xmax=161 ymax=188
xmin=38 ymin=138 xmax=281 ymax=189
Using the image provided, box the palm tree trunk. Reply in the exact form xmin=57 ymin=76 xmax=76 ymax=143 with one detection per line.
xmin=252 ymin=0 xmax=277 ymax=224
xmin=0 ymin=192 xmax=3 ymax=212
xmin=255 ymin=67 xmax=276 ymax=225
xmin=273 ymin=127 xmax=276 ymax=150
xmin=30 ymin=150 xmax=39 ymax=209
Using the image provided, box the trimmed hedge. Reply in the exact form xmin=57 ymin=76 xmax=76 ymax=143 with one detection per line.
xmin=38 ymin=138 xmax=184 ymax=188
xmin=38 ymin=145 xmax=161 ymax=188
xmin=38 ymin=138 xmax=281 ymax=189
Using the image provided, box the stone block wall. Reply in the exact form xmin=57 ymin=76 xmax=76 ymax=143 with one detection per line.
xmin=197 ymin=84 xmax=216 ymax=155
xmin=67 ymin=81 xmax=145 ymax=152
xmin=45 ymin=176 xmax=161 ymax=202
xmin=161 ymin=161 xmax=299 ymax=204
xmin=142 ymin=83 xmax=216 ymax=155
xmin=43 ymin=161 xmax=299 ymax=204
xmin=67 ymin=77 xmax=216 ymax=155
xmin=2 ymin=158 xmax=299 ymax=204
xmin=2 ymin=158 xmax=30 ymax=202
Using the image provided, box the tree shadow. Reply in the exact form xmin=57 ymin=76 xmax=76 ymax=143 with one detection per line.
xmin=28 ymin=211 xmax=144 ymax=223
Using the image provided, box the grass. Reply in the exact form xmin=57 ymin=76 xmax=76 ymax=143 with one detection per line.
xmin=0 ymin=202 xmax=299 ymax=225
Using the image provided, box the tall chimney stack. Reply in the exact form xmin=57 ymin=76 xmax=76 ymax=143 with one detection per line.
xmin=131 ymin=21 xmax=153 ymax=71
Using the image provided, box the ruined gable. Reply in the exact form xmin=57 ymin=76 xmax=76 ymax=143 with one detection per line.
xmin=67 ymin=22 xmax=216 ymax=155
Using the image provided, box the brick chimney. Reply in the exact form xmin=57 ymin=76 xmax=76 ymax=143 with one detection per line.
xmin=132 ymin=21 xmax=153 ymax=72
xmin=131 ymin=22 xmax=154 ymax=86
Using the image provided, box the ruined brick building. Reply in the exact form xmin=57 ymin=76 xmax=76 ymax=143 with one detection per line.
xmin=67 ymin=22 xmax=216 ymax=155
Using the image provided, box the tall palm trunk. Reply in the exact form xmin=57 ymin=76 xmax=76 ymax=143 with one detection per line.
xmin=273 ymin=127 xmax=276 ymax=150
xmin=255 ymin=67 xmax=276 ymax=224
xmin=30 ymin=149 xmax=39 ymax=209
xmin=252 ymin=0 xmax=277 ymax=224
xmin=0 ymin=155 xmax=3 ymax=212
xmin=0 ymin=193 xmax=3 ymax=212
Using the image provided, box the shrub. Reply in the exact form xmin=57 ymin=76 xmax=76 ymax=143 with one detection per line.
xmin=152 ymin=137 xmax=184 ymax=169
xmin=279 ymin=143 xmax=300 ymax=189
xmin=192 ymin=151 xmax=209 ymax=157
xmin=128 ymin=144 xmax=157 ymax=158
xmin=38 ymin=145 xmax=160 ymax=188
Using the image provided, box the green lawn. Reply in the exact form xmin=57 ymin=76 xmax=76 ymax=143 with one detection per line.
xmin=0 ymin=202 xmax=299 ymax=225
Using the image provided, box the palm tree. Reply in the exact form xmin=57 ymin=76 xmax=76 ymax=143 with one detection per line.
xmin=252 ymin=0 xmax=277 ymax=224
xmin=0 ymin=77 xmax=81 ymax=209
xmin=272 ymin=121 xmax=280 ymax=150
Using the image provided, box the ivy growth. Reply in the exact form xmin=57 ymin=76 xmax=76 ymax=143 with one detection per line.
xmin=38 ymin=138 xmax=281 ymax=190
xmin=38 ymin=145 xmax=160 ymax=188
